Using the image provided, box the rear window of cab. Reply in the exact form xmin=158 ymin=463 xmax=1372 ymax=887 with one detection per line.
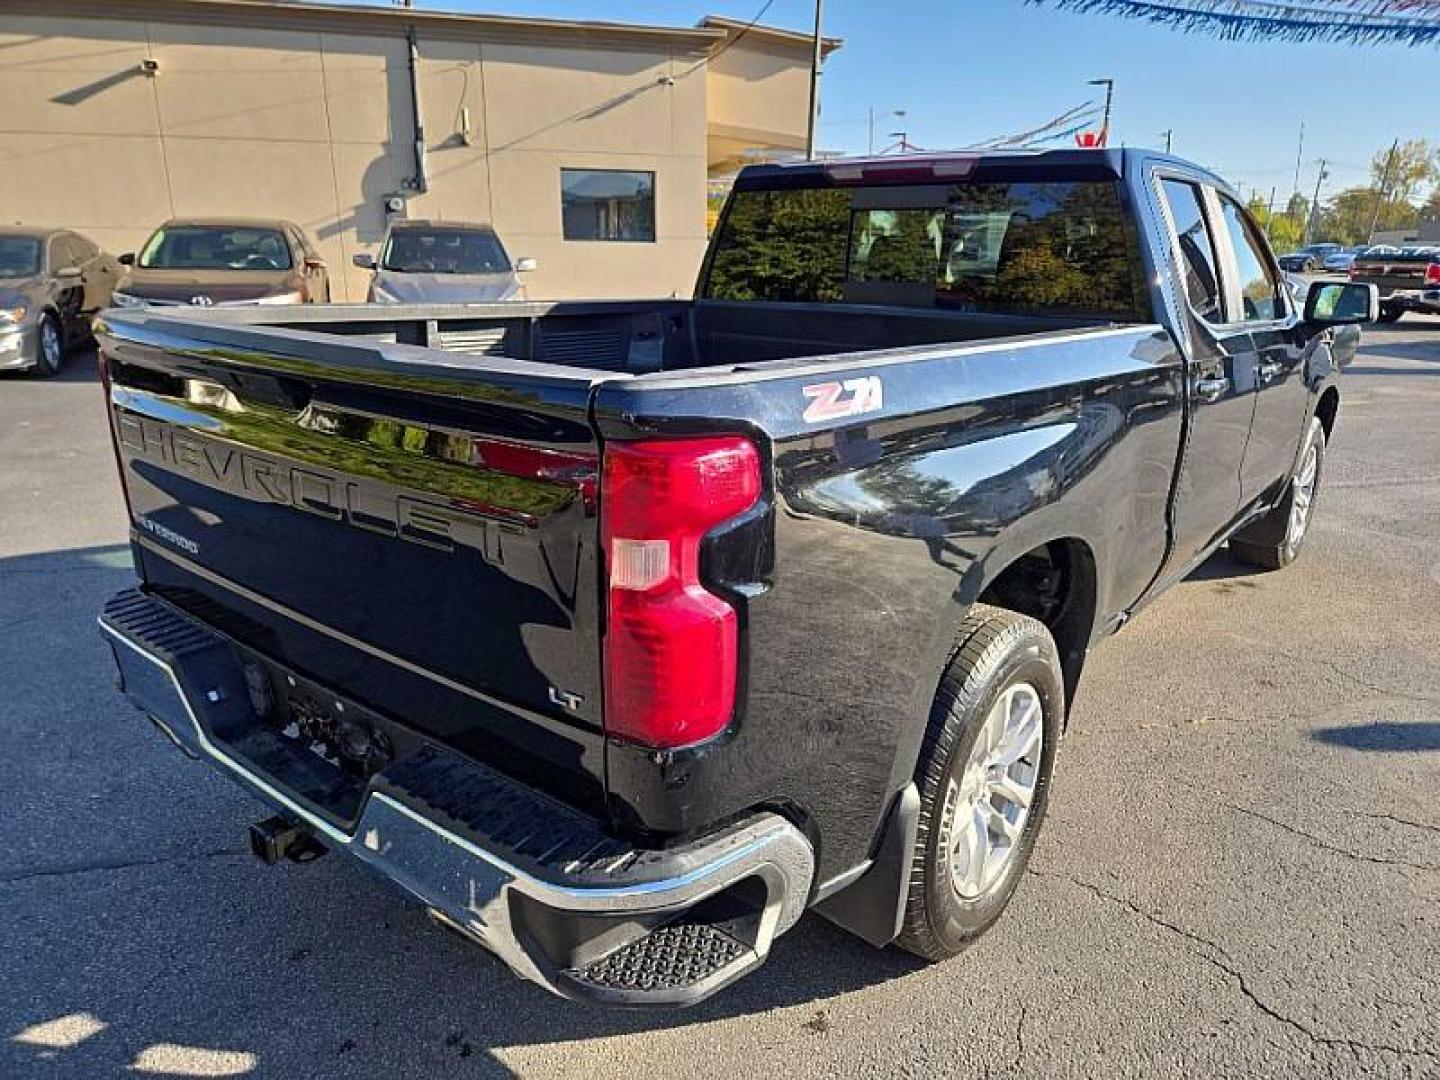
xmin=703 ymin=181 xmax=1152 ymax=323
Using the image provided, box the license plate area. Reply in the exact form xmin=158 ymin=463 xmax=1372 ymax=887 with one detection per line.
xmin=211 ymin=646 xmax=428 ymax=827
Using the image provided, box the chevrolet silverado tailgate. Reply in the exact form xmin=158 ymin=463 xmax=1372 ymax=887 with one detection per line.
xmin=98 ymin=311 xmax=607 ymax=808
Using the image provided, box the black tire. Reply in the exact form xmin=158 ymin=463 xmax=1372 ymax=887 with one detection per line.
xmin=896 ymin=604 xmax=1064 ymax=961
xmin=34 ymin=313 xmax=64 ymax=377
xmin=1230 ymin=416 xmax=1326 ymax=570
xmin=1377 ymin=305 xmax=1404 ymax=324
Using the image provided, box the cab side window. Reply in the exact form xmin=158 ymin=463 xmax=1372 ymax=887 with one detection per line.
xmin=1217 ymin=197 xmax=1283 ymax=322
xmin=49 ymin=235 xmax=79 ymax=272
xmin=1159 ymin=179 xmax=1223 ymax=324
xmin=71 ymin=234 xmax=100 ymax=263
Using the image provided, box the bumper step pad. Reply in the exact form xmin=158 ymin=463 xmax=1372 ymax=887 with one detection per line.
xmin=569 ymin=919 xmax=754 ymax=994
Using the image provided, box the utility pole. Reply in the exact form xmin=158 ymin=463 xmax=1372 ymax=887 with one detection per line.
xmin=805 ymin=0 xmax=824 ymax=160
xmin=1160 ymin=129 xmax=1173 ymax=154
xmin=1291 ymin=121 xmax=1305 ymax=207
xmin=1265 ymin=186 xmax=1277 ymax=239
xmin=1088 ymin=78 xmax=1115 ymax=146
xmin=1368 ymin=138 xmax=1400 ymax=245
xmin=1304 ymin=159 xmax=1328 ymax=246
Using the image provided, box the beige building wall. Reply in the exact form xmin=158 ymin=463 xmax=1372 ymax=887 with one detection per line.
xmin=702 ymin=18 xmax=842 ymax=175
xmin=0 ymin=2 xmax=743 ymax=302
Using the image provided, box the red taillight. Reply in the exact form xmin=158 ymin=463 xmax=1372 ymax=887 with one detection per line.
xmin=601 ymin=437 xmax=761 ymax=749
xmin=1425 ymin=263 xmax=1440 ymax=286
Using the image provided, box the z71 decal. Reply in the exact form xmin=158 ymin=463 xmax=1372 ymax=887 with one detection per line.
xmin=801 ymin=376 xmax=884 ymax=423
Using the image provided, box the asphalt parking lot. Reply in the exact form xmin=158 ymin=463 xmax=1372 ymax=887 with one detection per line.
xmin=2 ymin=322 xmax=1438 ymax=1079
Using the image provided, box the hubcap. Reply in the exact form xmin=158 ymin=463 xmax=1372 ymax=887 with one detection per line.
xmin=41 ymin=321 xmax=61 ymax=367
xmin=946 ymin=683 xmax=1044 ymax=899
xmin=1286 ymin=442 xmax=1319 ymax=549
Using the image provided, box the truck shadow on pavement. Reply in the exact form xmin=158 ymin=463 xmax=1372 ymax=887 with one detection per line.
xmin=1311 ymin=721 xmax=1440 ymax=752
xmin=1183 ymin=547 xmax=1267 ymax=581
xmin=0 ymin=542 xmax=930 ymax=1080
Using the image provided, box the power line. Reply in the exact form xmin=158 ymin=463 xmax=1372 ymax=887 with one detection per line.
xmin=966 ymin=101 xmax=1100 ymax=150
xmin=675 ymin=0 xmax=778 ymax=79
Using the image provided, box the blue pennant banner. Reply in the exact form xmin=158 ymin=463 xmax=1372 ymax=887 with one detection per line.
xmin=1026 ymin=0 xmax=1440 ymax=46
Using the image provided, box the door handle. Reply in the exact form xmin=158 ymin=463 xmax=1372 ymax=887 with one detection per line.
xmin=1257 ymin=360 xmax=1283 ymax=383
xmin=1195 ymin=375 xmax=1229 ymax=401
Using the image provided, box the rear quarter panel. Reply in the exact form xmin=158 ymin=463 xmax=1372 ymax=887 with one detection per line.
xmin=593 ymin=325 xmax=1184 ymax=882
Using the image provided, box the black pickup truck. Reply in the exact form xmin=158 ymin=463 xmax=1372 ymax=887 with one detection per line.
xmin=96 ymin=149 xmax=1376 ymax=1008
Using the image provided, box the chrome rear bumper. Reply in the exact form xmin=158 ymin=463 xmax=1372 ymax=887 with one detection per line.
xmin=100 ymin=588 xmax=814 ymax=1007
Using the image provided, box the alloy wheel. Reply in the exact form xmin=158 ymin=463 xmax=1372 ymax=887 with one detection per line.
xmin=1286 ymin=442 xmax=1319 ymax=550
xmin=946 ymin=682 xmax=1044 ymax=899
xmin=40 ymin=319 xmax=62 ymax=370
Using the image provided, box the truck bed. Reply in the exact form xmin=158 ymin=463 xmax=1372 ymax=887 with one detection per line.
xmin=120 ymin=297 xmax=1127 ymax=374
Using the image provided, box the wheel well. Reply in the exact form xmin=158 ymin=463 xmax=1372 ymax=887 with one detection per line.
xmin=977 ymin=538 xmax=1097 ymax=714
xmin=1315 ymin=387 xmax=1339 ymax=441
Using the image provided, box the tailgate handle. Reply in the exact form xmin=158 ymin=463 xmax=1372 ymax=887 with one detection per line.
xmin=109 ymin=358 xmax=312 ymax=413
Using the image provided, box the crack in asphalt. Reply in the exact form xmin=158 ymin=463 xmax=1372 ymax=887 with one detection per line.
xmin=1218 ymin=800 xmax=1440 ymax=873
xmin=1011 ymin=1003 xmax=1028 ymax=1073
xmin=1360 ymin=810 xmax=1440 ymax=836
xmin=0 ymin=847 xmax=243 ymax=886
xmin=1030 ymin=870 xmax=1438 ymax=1063
xmin=0 ymin=613 xmax=46 ymax=635
xmin=1264 ymin=645 xmax=1440 ymax=706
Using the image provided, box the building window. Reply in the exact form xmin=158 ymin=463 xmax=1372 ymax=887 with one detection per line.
xmin=561 ymin=169 xmax=655 ymax=242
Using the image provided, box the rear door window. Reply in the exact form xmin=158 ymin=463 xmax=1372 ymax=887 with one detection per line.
xmin=1158 ymin=179 xmax=1224 ymax=324
xmin=1217 ymin=196 xmax=1284 ymax=322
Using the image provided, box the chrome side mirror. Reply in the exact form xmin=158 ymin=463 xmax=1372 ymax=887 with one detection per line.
xmin=1304 ymin=281 xmax=1378 ymax=326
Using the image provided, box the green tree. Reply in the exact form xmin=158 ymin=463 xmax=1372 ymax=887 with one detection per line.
xmin=1371 ymin=139 xmax=1438 ymax=205
xmin=1247 ymin=199 xmax=1303 ymax=252
xmin=1317 ymin=186 xmax=1416 ymax=246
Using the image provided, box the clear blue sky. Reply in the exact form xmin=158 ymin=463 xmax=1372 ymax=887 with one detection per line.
xmin=357 ymin=0 xmax=1437 ymax=203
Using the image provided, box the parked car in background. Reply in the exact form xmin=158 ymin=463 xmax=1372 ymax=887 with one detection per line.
xmin=96 ymin=148 xmax=1376 ymax=1008
xmin=1348 ymin=244 xmax=1440 ymax=322
xmin=110 ymin=218 xmax=330 ymax=309
xmin=1277 ymin=242 xmax=1343 ymax=273
xmin=1322 ymin=248 xmax=1360 ymax=274
xmin=0 ymin=226 xmax=120 ymax=376
xmin=355 ymin=220 xmax=535 ymax=303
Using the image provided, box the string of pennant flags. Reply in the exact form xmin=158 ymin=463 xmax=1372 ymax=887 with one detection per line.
xmin=1025 ymin=0 xmax=1440 ymax=46
xmin=880 ymin=0 xmax=1440 ymax=156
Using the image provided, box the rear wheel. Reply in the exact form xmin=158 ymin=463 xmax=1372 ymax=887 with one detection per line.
xmin=1377 ymin=305 xmax=1404 ymax=324
xmin=35 ymin=314 xmax=64 ymax=377
xmin=1231 ymin=416 xmax=1325 ymax=570
xmin=896 ymin=605 xmax=1063 ymax=961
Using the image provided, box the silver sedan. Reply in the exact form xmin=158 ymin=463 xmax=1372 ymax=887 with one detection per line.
xmin=355 ymin=221 xmax=534 ymax=304
xmin=0 ymin=227 xmax=121 ymax=376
